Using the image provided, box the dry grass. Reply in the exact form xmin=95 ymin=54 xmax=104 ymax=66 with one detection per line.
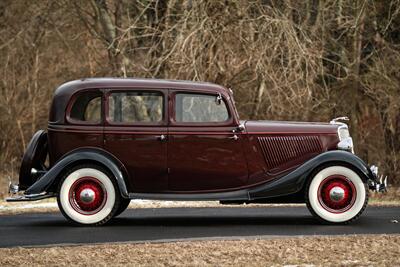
xmin=370 ymin=187 xmax=400 ymax=205
xmin=0 ymin=235 xmax=398 ymax=266
xmin=0 ymin=198 xmax=58 ymax=215
xmin=0 ymin=199 xmax=304 ymax=215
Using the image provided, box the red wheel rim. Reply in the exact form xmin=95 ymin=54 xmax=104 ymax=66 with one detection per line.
xmin=317 ymin=175 xmax=356 ymax=214
xmin=68 ymin=177 xmax=107 ymax=215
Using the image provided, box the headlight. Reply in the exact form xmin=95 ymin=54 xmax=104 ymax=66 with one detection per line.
xmin=338 ymin=126 xmax=350 ymax=140
xmin=337 ymin=124 xmax=354 ymax=153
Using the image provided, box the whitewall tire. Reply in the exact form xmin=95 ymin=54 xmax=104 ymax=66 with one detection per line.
xmin=306 ymin=165 xmax=368 ymax=223
xmin=57 ymin=164 xmax=120 ymax=225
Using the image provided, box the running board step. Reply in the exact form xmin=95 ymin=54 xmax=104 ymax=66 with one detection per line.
xmin=6 ymin=193 xmax=55 ymax=202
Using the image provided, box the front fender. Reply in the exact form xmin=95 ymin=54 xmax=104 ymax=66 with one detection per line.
xmin=249 ymin=150 xmax=374 ymax=200
xmin=25 ymin=148 xmax=130 ymax=198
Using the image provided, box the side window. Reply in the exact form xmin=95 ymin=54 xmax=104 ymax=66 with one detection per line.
xmin=175 ymin=93 xmax=229 ymax=123
xmin=108 ymin=91 xmax=163 ymax=123
xmin=69 ymin=91 xmax=102 ymax=123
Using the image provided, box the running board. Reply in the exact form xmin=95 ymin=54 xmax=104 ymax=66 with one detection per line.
xmin=129 ymin=190 xmax=250 ymax=201
xmin=6 ymin=192 xmax=55 ymax=202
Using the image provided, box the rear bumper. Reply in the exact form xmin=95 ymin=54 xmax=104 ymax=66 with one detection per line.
xmin=6 ymin=192 xmax=55 ymax=202
xmin=6 ymin=181 xmax=54 ymax=202
xmin=368 ymin=165 xmax=388 ymax=192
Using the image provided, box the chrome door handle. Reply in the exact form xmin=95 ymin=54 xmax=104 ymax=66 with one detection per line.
xmin=229 ymin=134 xmax=239 ymax=141
xmin=157 ymin=134 xmax=167 ymax=141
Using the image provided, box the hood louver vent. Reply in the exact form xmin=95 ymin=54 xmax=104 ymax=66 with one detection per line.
xmin=258 ymin=136 xmax=322 ymax=170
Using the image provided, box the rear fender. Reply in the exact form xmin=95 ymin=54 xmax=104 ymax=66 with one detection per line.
xmin=249 ymin=150 xmax=374 ymax=200
xmin=24 ymin=148 xmax=130 ymax=198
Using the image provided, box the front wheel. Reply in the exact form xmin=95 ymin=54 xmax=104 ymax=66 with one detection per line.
xmin=57 ymin=164 xmax=120 ymax=225
xmin=306 ymin=165 xmax=368 ymax=224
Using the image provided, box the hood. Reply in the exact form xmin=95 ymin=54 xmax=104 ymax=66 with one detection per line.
xmin=244 ymin=120 xmax=339 ymax=134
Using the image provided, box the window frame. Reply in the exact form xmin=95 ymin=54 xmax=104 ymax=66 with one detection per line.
xmin=104 ymin=89 xmax=167 ymax=126
xmin=66 ymin=89 xmax=104 ymax=125
xmin=170 ymin=91 xmax=233 ymax=126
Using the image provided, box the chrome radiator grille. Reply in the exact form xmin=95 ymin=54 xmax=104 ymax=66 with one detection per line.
xmin=258 ymin=136 xmax=322 ymax=169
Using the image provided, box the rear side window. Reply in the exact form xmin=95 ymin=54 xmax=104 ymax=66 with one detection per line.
xmin=175 ymin=93 xmax=229 ymax=123
xmin=69 ymin=91 xmax=102 ymax=123
xmin=108 ymin=91 xmax=163 ymax=123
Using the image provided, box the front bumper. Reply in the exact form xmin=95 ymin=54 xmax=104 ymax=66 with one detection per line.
xmin=368 ymin=165 xmax=388 ymax=192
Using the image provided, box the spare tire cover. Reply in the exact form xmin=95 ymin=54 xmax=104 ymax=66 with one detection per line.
xmin=19 ymin=130 xmax=48 ymax=190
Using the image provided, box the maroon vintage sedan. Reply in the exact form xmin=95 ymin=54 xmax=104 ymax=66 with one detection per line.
xmin=7 ymin=78 xmax=386 ymax=225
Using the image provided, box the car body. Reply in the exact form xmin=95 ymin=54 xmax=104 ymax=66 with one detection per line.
xmin=7 ymin=78 xmax=387 ymax=225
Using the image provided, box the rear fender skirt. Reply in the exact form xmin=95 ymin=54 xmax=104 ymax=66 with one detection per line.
xmin=248 ymin=150 xmax=374 ymax=200
xmin=24 ymin=148 xmax=130 ymax=198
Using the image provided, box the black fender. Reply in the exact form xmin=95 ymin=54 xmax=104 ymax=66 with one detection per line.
xmin=25 ymin=147 xmax=130 ymax=198
xmin=249 ymin=150 xmax=374 ymax=200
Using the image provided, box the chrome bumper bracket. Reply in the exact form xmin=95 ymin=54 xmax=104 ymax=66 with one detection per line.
xmin=8 ymin=182 xmax=19 ymax=194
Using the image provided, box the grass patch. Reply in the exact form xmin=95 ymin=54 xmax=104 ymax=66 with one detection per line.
xmin=370 ymin=187 xmax=400 ymax=205
xmin=0 ymin=235 xmax=399 ymax=266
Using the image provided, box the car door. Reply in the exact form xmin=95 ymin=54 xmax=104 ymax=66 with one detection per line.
xmin=167 ymin=90 xmax=248 ymax=192
xmin=104 ymin=89 xmax=168 ymax=193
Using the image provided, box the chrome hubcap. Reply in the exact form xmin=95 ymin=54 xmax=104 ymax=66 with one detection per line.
xmin=329 ymin=186 xmax=345 ymax=202
xmin=79 ymin=188 xmax=96 ymax=204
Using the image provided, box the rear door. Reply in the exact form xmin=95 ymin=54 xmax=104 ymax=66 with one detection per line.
xmin=104 ymin=89 xmax=168 ymax=193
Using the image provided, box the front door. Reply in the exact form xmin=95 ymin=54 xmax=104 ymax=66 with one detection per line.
xmin=104 ymin=89 xmax=168 ymax=193
xmin=167 ymin=91 xmax=248 ymax=192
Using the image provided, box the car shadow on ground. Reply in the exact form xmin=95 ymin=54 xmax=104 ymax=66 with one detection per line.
xmin=109 ymin=215 xmax=320 ymax=227
xmin=12 ymin=207 xmax=369 ymax=228
xmin=107 ymin=207 xmax=370 ymax=227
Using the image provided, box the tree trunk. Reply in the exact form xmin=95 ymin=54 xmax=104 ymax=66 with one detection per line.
xmin=94 ymin=0 xmax=121 ymax=75
xmin=348 ymin=0 xmax=366 ymax=152
xmin=251 ymin=79 xmax=266 ymax=119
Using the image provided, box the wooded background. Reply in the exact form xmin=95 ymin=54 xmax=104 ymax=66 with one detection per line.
xmin=0 ymin=0 xmax=399 ymax=190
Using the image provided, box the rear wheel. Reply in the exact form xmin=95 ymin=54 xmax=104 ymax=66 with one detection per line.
xmin=306 ymin=165 xmax=368 ymax=224
xmin=57 ymin=164 xmax=120 ymax=225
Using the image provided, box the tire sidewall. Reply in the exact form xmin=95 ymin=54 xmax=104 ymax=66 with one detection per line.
xmin=307 ymin=165 xmax=367 ymax=223
xmin=57 ymin=165 xmax=119 ymax=225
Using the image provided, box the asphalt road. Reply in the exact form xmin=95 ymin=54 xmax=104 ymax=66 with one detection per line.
xmin=0 ymin=206 xmax=399 ymax=248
